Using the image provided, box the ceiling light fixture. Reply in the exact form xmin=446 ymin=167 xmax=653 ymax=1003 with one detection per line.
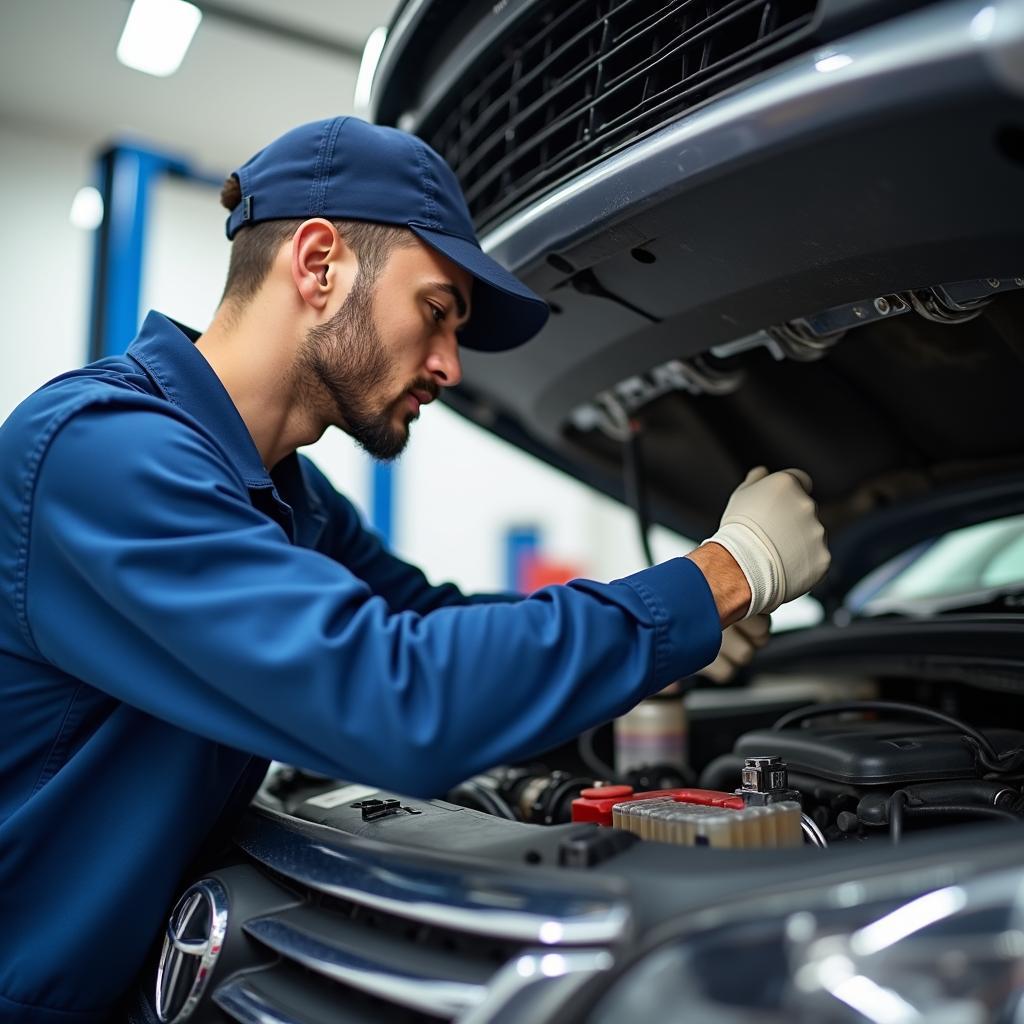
xmin=70 ymin=186 xmax=104 ymax=230
xmin=117 ymin=0 xmax=202 ymax=78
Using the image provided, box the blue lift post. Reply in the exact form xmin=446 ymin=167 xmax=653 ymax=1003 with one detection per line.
xmin=87 ymin=141 xmax=396 ymax=543
xmin=89 ymin=143 xmax=194 ymax=360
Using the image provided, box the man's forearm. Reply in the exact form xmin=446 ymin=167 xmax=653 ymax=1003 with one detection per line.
xmin=685 ymin=542 xmax=751 ymax=627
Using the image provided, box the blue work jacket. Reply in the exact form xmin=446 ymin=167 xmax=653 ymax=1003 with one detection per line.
xmin=0 ymin=311 xmax=721 ymax=1021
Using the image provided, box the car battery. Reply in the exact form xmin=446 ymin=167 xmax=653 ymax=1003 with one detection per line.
xmin=571 ymin=785 xmax=744 ymax=826
xmin=571 ymin=785 xmax=802 ymax=848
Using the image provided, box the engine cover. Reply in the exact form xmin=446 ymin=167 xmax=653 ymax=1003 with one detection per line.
xmin=735 ymin=722 xmax=1024 ymax=787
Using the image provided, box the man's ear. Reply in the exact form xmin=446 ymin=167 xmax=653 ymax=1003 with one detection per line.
xmin=290 ymin=219 xmax=357 ymax=311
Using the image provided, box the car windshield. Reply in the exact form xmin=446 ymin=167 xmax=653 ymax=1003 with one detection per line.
xmin=845 ymin=514 xmax=1024 ymax=616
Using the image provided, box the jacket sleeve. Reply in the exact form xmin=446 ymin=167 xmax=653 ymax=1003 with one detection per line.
xmin=299 ymin=456 xmax=518 ymax=612
xmin=26 ymin=409 xmax=722 ymax=796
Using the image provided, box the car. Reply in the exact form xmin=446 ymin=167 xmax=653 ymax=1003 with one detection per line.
xmin=146 ymin=0 xmax=1024 ymax=1020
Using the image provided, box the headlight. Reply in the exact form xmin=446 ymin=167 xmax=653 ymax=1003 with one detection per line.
xmin=589 ymin=865 xmax=1024 ymax=1023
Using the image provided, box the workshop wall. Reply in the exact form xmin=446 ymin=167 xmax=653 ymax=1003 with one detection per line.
xmin=0 ymin=121 xmax=93 ymax=423
xmin=397 ymin=405 xmax=694 ymax=591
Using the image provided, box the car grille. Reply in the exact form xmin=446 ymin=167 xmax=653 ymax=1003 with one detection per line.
xmin=210 ymin=809 xmax=624 ymax=1023
xmin=424 ymin=0 xmax=818 ymax=231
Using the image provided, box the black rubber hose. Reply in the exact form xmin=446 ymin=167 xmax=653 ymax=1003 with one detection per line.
xmin=448 ymin=781 xmax=517 ymax=820
xmin=889 ymin=790 xmax=908 ymax=846
xmin=900 ymin=780 xmax=1015 ymax=807
xmin=905 ymin=804 xmax=1023 ymax=825
xmin=971 ymin=742 xmax=1024 ymax=776
xmin=889 ymin=791 xmax=1023 ymax=845
xmin=578 ymin=725 xmax=617 ymax=782
xmin=542 ymin=776 xmax=590 ymax=825
xmin=772 ymin=700 xmax=1001 ymax=763
xmin=698 ymin=754 xmax=744 ymax=792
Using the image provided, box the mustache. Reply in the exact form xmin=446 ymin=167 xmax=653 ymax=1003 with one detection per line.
xmin=405 ymin=377 xmax=441 ymax=403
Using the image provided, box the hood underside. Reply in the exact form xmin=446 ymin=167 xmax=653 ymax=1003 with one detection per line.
xmin=428 ymin=0 xmax=1024 ymax=605
xmin=568 ymin=294 xmax=1024 ymax=542
xmin=446 ymin=292 xmax=1024 ymax=607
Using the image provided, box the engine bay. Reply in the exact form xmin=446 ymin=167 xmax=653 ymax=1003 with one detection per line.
xmin=263 ymin=678 xmax=1024 ymax=864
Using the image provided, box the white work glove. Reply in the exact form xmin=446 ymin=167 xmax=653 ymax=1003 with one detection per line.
xmin=705 ymin=466 xmax=830 ymax=618
xmin=699 ymin=614 xmax=771 ymax=684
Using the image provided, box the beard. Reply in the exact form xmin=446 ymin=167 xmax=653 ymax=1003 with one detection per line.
xmin=299 ymin=271 xmax=431 ymax=462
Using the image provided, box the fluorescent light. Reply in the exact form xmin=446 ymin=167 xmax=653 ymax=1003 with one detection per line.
xmin=354 ymin=26 xmax=388 ymax=118
xmin=117 ymin=0 xmax=202 ymax=78
xmin=70 ymin=186 xmax=104 ymax=230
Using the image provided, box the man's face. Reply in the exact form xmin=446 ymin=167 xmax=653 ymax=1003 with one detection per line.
xmin=299 ymin=239 xmax=471 ymax=461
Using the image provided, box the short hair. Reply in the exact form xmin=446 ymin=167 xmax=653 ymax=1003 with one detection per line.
xmin=218 ymin=174 xmax=415 ymax=306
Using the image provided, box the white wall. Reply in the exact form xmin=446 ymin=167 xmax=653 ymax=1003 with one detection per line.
xmin=0 ymin=121 xmax=94 ymax=420
xmin=395 ymin=403 xmax=694 ymax=592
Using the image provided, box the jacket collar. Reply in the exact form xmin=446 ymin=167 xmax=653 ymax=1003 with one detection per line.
xmin=127 ymin=311 xmax=272 ymax=489
xmin=125 ymin=312 xmax=328 ymax=548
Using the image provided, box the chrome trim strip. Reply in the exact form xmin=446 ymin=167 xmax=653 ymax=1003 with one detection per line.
xmin=479 ymin=0 xmax=1024 ymax=272
xmin=244 ymin=915 xmax=486 ymax=1016
xmin=457 ymin=949 xmax=615 ymax=1024
xmin=235 ymin=808 xmax=631 ymax=945
xmin=214 ymin=953 xmax=614 ymax=1024
xmin=213 ymin=977 xmax=301 ymax=1024
xmin=368 ymin=0 xmax=428 ymax=122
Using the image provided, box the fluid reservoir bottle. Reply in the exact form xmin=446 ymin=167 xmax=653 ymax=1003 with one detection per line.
xmin=614 ymin=689 xmax=687 ymax=775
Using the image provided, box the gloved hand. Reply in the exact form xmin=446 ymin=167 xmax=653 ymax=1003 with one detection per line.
xmin=699 ymin=614 xmax=771 ymax=684
xmin=705 ymin=466 xmax=830 ymax=618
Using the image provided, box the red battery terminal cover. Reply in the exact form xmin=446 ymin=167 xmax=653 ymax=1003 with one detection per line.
xmin=571 ymin=786 xmax=744 ymax=826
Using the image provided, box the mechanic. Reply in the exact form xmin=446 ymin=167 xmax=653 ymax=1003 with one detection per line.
xmin=0 ymin=116 xmax=829 ymax=1022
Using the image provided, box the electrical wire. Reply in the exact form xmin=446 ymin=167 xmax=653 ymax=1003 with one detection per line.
xmin=584 ymin=413 xmax=652 ymax=783
xmin=800 ymin=813 xmax=828 ymax=848
xmin=623 ymin=426 xmax=655 ymax=568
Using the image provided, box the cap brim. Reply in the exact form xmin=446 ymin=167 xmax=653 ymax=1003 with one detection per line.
xmin=410 ymin=225 xmax=549 ymax=353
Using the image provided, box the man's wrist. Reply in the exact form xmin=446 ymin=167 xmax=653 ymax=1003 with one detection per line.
xmin=684 ymin=542 xmax=752 ymax=627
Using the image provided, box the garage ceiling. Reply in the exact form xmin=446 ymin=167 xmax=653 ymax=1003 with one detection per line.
xmin=0 ymin=0 xmax=402 ymax=174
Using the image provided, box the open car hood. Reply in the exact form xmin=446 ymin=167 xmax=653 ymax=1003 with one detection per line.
xmin=377 ymin=0 xmax=1024 ymax=608
xmin=447 ymin=296 xmax=1024 ymax=611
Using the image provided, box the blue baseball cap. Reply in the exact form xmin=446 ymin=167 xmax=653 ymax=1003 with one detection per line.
xmin=225 ymin=116 xmax=549 ymax=353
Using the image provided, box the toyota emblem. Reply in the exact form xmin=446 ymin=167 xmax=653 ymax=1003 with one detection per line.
xmin=155 ymin=878 xmax=228 ymax=1022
